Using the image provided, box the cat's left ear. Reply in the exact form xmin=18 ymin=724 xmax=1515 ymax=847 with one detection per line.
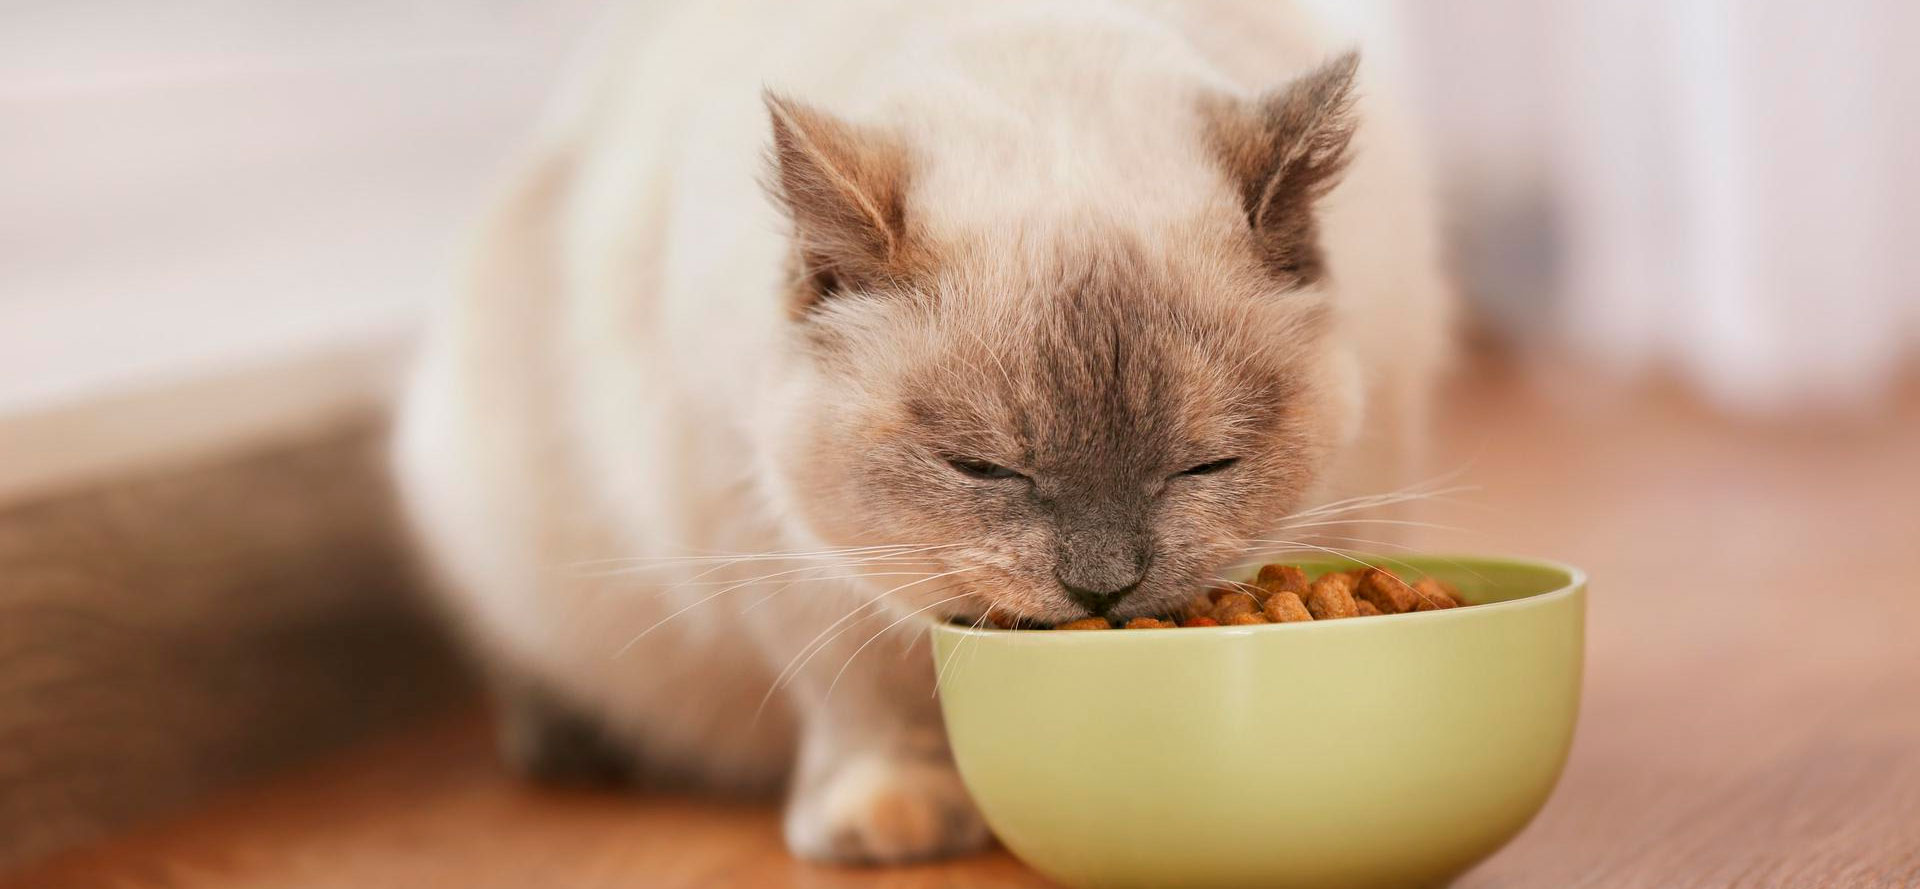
xmin=1205 ymin=51 xmax=1361 ymax=286
xmin=763 ymin=93 xmax=915 ymax=315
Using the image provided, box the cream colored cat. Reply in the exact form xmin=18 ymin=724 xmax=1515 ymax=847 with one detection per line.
xmin=394 ymin=0 xmax=1448 ymax=864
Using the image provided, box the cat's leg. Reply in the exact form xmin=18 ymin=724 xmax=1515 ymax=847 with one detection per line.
xmin=491 ymin=670 xmax=637 ymax=785
xmin=767 ymin=614 xmax=989 ymax=864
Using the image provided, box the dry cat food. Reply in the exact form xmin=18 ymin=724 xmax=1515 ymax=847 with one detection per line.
xmin=992 ymin=563 xmax=1466 ymax=630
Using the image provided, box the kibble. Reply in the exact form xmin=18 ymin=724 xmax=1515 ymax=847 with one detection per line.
xmin=975 ymin=563 xmax=1471 ymax=630
xmin=1262 ymin=590 xmax=1313 ymax=623
xmin=1411 ymin=578 xmax=1461 ymax=610
xmin=1055 ymin=617 xmax=1113 ymax=630
xmin=1357 ymin=569 xmax=1421 ymax=615
xmin=1302 ymin=572 xmax=1360 ymax=620
xmin=1254 ymin=564 xmax=1310 ymax=596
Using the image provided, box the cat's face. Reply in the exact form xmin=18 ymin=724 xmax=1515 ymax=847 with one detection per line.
xmin=781 ymin=236 xmax=1355 ymax=624
xmin=759 ymin=54 xmax=1364 ymax=622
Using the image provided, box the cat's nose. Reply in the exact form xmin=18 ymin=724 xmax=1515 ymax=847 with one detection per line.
xmin=1054 ymin=522 xmax=1150 ymax=615
xmin=1059 ymin=578 xmax=1140 ymax=616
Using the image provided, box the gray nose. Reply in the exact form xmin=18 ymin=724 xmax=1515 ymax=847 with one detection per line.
xmin=1058 ymin=576 xmax=1141 ymax=615
xmin=1055 ymin=532 xmax=1149 ymax=615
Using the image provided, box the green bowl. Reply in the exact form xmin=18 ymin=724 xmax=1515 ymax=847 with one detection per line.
xmin=929 ymin=555 xmax=1584 ymax=889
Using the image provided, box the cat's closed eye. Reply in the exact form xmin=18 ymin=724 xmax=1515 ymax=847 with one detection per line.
xmin=1174 ymin=457 xmax=1240 ymax=478
xmin=946 ymin=457 xmax=1028 ymax=481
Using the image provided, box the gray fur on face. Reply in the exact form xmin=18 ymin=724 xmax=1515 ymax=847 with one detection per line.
xmin=803 ymin=230 xmax=1337 ymax=622
xmin=769 ymin=61 xmax=1364 ymax=623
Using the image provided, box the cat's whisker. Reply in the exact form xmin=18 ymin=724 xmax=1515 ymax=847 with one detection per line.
xmin=613 ymin=556 xmax=953 ymax=656
xmin=772 ymin=566 xmax=986 ymax=695
xmin=573 ymin=545 xmax=927 ymax=569
xmin=576 ymin=556 xmax=954 ymax=585
xmin=1230 ymin=538 xmax=1394 ymax=576
xmin=608 ymin=546 xmax=960 ymax=595
xmin=625 ymin=564 xmax=942 ymax=590
xmin=755 ymin=566 xmax=985 ymax=721
xmin=824 ymin=590 xmax=977 ymax=704
xmin=1301 ymin=535 xmax=1496 ymax=587
xmin=737 ymin=566 xmax=925 ymax=613
xmin=594 ymin=541 xmax=938 ymax=560
xmin=931 ymin=609 xmax=995 ymax=696
xmin=1266 ymin=516 xmax=1471 ymax=536
xmin=613 ymin=569 xmax=812 ymax=656
xmin=756 ymin=603 xmax=892 ymax=721
xmin=1277 ymin=468 xmax=1476 ymax=519
xmin=1277 ymin=483 xmax=1478 ymax=525
xmin=1229 ymin=540 xmax=1449 ymax=608
xmin=571 ymin=542 xmax=962 ymax=572
xmin=573 ymin=553 xmax=938 ymax=581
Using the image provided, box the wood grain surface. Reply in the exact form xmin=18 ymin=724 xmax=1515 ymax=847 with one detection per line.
xmin=9 ymin=367 xmax=1920 ymax=889
xmin=0 ymin=416 xmax=467 ymax=872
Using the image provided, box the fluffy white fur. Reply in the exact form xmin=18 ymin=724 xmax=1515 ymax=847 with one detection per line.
xmin=394 ymin=0 xmax=1448 ymax=863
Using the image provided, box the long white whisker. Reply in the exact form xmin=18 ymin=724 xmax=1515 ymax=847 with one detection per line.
xmin=1230 ymin=540 xmax=1453 ymax=608
xmin=623 ymin=564 xmax=936 ymax=590
xmin=752 ymin=569 xmax=979 ymax=723
xmin=1266 ymin=517 xmax=1471 ymax=535
xmin=1242 ymin=533 xmax=1494 ymax=588
xmin=824 ymin=590 xmax=976 ymax=704
xmin=757 ymin=603 xmax=889 ymax=720
xmin=612 ymin=556 xmax=938 ymax=656
xmin=773 ymin=566 xmax=984 ymax=694
xmin=1284 ymin=477 xmax=1466 ymax=518
xmin=572 ymin=543 xmax=963 ymax=572
xmin=1279 ymin=484 xmax=1479 ymax=524
xmin=932 ymin=609 xmax=995 ymax=696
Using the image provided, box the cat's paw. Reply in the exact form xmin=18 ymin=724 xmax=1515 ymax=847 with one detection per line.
xmin=784 ymin=753 xmax=990 ymax=864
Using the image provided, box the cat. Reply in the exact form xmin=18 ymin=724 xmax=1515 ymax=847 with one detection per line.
xmin=393 ymin=0 xmax=1449 ymax=864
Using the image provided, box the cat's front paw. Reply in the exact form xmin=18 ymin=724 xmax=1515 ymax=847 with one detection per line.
xmin=784 ymin=753 xmax=990 ymax=864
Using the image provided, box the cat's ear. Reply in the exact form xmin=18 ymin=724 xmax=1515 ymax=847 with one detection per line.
xmin=763 ymin=93 xmax=914 ymax=314
xmin=1205 ymin=51 xmax=1361 ymax=286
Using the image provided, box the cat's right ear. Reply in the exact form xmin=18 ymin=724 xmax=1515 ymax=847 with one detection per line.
xmin=763 ymin=93 xmax=914 ymax=315
xmin=1204 ymin=51 xmax=1361 ymax=288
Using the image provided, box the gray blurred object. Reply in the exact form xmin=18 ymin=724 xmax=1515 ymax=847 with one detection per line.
xmin=1391 ymin=0 xmax=1920 ymax=410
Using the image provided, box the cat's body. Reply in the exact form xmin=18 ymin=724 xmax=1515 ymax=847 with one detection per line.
xmin=395 ymin=0 xmax=1448 ymax=863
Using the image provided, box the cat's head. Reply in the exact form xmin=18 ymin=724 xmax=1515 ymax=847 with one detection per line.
xmin=758 ymin=54 xmax=1366 ymax=623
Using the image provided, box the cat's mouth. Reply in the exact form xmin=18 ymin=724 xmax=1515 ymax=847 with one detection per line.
xmin=934 ymin=573 xmax=1200 ymax=628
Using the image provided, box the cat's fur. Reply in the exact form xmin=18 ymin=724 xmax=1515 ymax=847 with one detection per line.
xmin=393 ymin=0 xmax=1449 ymax=864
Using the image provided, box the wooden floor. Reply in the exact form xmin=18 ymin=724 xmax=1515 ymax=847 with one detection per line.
xmin=11 ymin=366 xmax=1920 ymax=889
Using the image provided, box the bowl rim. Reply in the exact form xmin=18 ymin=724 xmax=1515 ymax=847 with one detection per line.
xmin=925 ymin=552 xmax=1586 ymax=640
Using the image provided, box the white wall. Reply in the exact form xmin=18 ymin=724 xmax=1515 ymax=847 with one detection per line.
xmin=1395 ymin=0 xmax=1920 ymax=412
xmin=0 ymin=0 xmax=603 ymax=417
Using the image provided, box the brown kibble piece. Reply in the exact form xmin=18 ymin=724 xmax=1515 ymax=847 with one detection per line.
xmin=1263 ymin=590 xmax=1314 ymax=623
xmin=1056 ymin=618 xmax=1113 ymax=630
xmin=1357 ymin=569 xmax=1420 ymax=614
xmin=1254 ymin=564 xmax=1310 ymax=596
xmin=1303 ymin=572 xmax=1360 ymax=619
xmin=1211 ymin=591 xmax=1260 ymax=621
xmin=1011 ymin=562 xmax=1476 ymax=631
xmin=1411 ymin=577 xmax=1461 ymax=611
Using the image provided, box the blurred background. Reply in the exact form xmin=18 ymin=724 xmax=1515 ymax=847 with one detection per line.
xmin=2 ymin=1 xmax=1917 ymax=885
xmin=5 ymin=0 xmax=1916 ymax=453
